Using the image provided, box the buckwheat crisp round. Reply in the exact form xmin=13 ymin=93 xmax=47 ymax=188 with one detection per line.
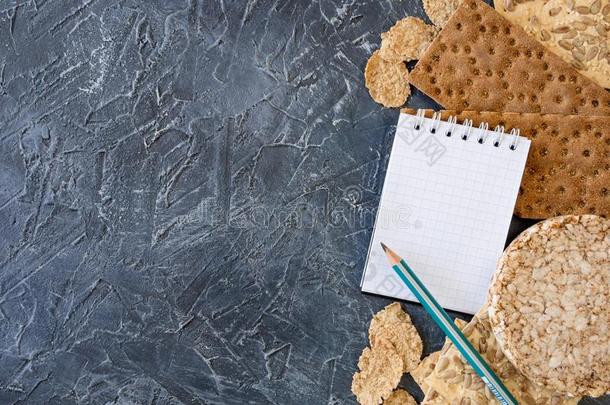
xmin=423 ymin=0 xmax=462 ymax=27
xmin=352 ymin=343 xmax=404 ymax=405
xmin=364 ymin=51 xmax=410 ymax=108
xmin=488 ymin=215 xmax=610 ymax=397
xmin=379 ymin=17 xmax=438 ymax=62
xmin=369 ymin=302 xmax=423 ymax=372
xmin=383 ymin=389 xmax=417 ymax=405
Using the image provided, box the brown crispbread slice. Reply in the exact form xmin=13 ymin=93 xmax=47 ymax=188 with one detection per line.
xmin=409 ymin=0 xmax=610 ymax=116
xmin=402 ymin=108 xmax=610 ymax=219
xmin=443 ymin=110 xmax=610 ymax=219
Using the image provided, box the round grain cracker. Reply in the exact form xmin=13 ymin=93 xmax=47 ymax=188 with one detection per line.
xmin=379 ymin=17 xmax=438 ymax=62
xmin=352 ymin=344 xmax=404 ymax=405
xmin=423 ymin=0 xmax=462 ymax=27
xmin=369 ymin=302 xmax=423 ymax=373
xmin=364 ymin=51 xmax=410 ymax=108
xmin=488 ymin=215 xmax=610 ymax=397
xmin=383 ymin=389 xmax=417 ymax=405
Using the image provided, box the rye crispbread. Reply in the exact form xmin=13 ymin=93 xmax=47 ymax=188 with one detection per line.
xmin=402 ymin=108 xmax=610 ymax=219
xmin=409 ymin=0 xmax=610 ymax=115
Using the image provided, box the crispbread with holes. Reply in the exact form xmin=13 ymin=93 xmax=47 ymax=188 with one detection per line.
xmin=409 ymin=0 xmax=610 ymax=115
xmin=402 ymin=108 xmax=610 ymax=219
xmin=442 ymin=110 xmax=610 ymax=219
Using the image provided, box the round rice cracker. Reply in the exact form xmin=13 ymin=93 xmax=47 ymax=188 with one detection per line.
xmin=369 ymin=302 xmax=423 ymax=373
xmin=383 ymin=389 xmax=417 ymax=405
xmin=364 ymin=51 xmax=410 ymax=108
xmin=352 ymin=343 xmax=404 ymax=405
xmin=423 ymin=0 xmax=462 ymax=27
xmin=379 ymin=17 xmax=438 ymax=62
xmin=488 ymin=215 xmax=610 ymax=397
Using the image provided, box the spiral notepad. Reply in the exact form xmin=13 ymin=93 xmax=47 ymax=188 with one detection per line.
xmin=361 ymin=110 xmax=531 ymax=314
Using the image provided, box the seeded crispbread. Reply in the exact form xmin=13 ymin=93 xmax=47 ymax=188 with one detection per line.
xmin=379 ymin=17 xmax=439 ymax=62
xmin=383 ymin=389 xmax=417 ymax=405
xmin=494 ymin=0 xmax=610 ymax=88
xmin=488 ymin=215 xmax=610 ymax=397
xmin=411 ymin=351 xmax=440 ymax=393
xmin=422 ymin=307 xmax=582 ymax=404
xmin=421 ymin=388 xmax=449 ymax=404
xmin=409 ymin=0 xmax=610 ymax=115
xmin=369 ymin=302 xmax=423 ymax=373
xmin=352 ymin=343 xmax=404 ymax=405
xmin=365 ymin=50 xmax=410 ymax=108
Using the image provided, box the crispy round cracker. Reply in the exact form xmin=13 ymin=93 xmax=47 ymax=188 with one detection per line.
xmin=488 ymin=215 xmax=610 ymax=397
xmin=369 ymin=302 xmax=423 ymax=373
xmin=364 ymin=51 xmax=410 ymax=108
xmin=423 ymin=0 xmax=462 ymax=27
xmin=494 ymin=0 xmax=610 ymax=88
xmin=379 ymin=17 xmax=438 ymax=62
xmin=383 ymin=389 xmax=417 ymax=405
xmin=352 ymin=343 xmax=404 ymax=405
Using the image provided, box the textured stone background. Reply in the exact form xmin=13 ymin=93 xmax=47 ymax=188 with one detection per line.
xmin=0 ymin=0 xmax=606 ymax=404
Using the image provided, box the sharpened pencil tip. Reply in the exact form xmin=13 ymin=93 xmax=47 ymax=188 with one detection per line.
xmin=381 ymin=243 xmax=401 ymax=265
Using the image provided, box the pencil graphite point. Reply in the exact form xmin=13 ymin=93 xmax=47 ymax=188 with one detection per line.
xmin=381 ymin=242 xmax=401 ymax=265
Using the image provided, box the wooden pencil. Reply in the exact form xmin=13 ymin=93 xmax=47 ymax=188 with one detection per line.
xmin=381 ymin=242 xmax=517 ymax=405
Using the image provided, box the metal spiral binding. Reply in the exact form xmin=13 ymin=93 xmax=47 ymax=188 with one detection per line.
xmin=445 ymin=115 xmax=458 ymax=137
xmin=430 ymin=111 xmax=442 ymax=134
xmin=477 ymin=123 xmax=489 ymax=144
xmin=461 ymin=119 xmax=473 ymax=140
xmin=410 ymin=110 xmax=520 ymax=151
xmin=413 ymin=109 xmax=426 ymax=130
xmin=492 ymin=125 xmax=505 ymax=147
xmin=508 ymin=128 xmax=520 ymax=150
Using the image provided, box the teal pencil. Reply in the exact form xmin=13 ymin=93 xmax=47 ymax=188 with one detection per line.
xmin=381 ymin=242 xmax=518 ymax=405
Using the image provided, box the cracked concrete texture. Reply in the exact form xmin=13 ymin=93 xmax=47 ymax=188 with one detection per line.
xmin=0 ymin=0 xmax=606 ymax=404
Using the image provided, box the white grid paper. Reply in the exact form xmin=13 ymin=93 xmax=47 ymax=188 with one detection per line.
xmin=361 ymin=112 xmax=531 ymax=314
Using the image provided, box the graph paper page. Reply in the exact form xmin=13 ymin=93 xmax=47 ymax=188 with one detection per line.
xmin=361 ymin=112 xmax=531 ymax=314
